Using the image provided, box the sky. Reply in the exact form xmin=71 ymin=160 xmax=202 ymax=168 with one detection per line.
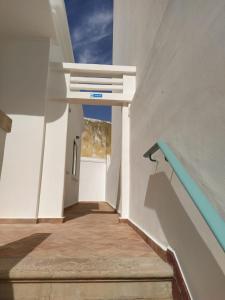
xmin=64 ymin=0 xmax=113 ymax=122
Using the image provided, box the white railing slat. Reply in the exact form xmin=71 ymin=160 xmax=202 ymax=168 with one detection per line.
xmin=60 ymin=63 xmax=136 ymax=105
xmin=70 ymin=77 xmax=123 ymax=85
xmin=63 ymin=63 xmax=136 ymax=76
xmin=70 ymin=83 xmax=123 ymax=92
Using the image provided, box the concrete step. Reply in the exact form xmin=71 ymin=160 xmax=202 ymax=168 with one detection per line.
xmin=0 ymin=256 xmax=173 ymax=300
xmin=0 ymin=203 xmax=173 ymax=299
xmin=0 ymin=278 xmax=173 ymax=300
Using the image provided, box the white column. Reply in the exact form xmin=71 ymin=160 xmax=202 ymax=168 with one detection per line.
xmin=120 ymin=74 xmax=135 ymax=219
xmin=121 ymin=105 xmax=130 ymax=218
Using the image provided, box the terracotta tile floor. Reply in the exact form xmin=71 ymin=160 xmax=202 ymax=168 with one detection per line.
xmin=0 ymin=202 xmax=172 ymax=280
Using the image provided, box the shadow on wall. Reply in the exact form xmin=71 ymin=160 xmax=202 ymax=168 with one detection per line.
xmin=0 ymin=233 xmax=51 ymax=299
xmin=0 ymin=39 xmax=68 ymax=122
xmin=144 ymin=172 xmax=225 ymax=299
xmin=45 ymin=63 xmax=69 ymax=123
xmin=105 ymin=107 xmax=122 ymax=211
xmin=105 ymin=161 xmax=121 ymax=212
xmin=115 ymin=164 xmax=121 ymax=212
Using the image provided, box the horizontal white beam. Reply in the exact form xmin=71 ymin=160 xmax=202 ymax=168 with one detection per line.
xmin=70 ymin=83 xmax=123 ymax=92
xmin=70 ymin=77 xmax=123 ymax=85
xmin=63 ymin=63 xmax=136 ymax=76
xmin=65 ymin=98 xmax=129 ymax=106
xmin=59 ymin=91 xmax=132 ymax=106
xmin=52 ymin=98 xmax=130 ymax=106
xmin=68 ymin=91 xmax=131 ymax=100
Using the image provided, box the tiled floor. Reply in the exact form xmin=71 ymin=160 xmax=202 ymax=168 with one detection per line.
xmin=0 ymin=202 xmax=172 ymax=280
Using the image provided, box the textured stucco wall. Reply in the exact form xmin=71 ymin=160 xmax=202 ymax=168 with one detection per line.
xmin=113 ymin=1 xmax=225 ymax=299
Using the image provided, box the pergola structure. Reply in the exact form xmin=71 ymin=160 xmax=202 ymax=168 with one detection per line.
xmin=62 ymin=63 xmax=136 ymax=106
xmin=53 ymin=62 xmax=136 ymax=218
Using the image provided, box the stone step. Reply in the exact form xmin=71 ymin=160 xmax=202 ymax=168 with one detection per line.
xmin=0 ymin=203 xmax=174 ymax=299
xmin=0 ymin=278 xmax=173 ymax=300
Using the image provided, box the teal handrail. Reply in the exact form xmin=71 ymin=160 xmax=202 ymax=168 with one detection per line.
xmin=144 ymin=139 xmax=225 ymax=251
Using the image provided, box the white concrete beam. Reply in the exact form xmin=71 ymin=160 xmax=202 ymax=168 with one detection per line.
xmin=63 ymin=63 xmax=136 ymax=76
xmin=70 ymin=83 xmax=123 ymax=92
xmin=70 ymin=77 xmax=123 ymax=85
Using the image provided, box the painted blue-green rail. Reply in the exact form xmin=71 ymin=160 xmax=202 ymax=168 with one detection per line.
xmin=144 ymin=139 xmax=225 ymax=251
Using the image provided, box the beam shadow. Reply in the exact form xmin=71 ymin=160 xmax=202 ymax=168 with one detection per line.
xmin=144 ymin=172 xmax=225 ymax=299
xmin=0 ymin=233 xmax=51 ymax=300
xmin=64 ymin=202 xmax=116 ymax=222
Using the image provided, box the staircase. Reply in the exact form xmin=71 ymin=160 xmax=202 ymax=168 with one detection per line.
xmin=0 ymin=202 xmax=173 ymax=300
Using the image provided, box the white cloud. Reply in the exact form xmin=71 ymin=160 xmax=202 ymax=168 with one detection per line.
xmin=77 ymin=48 xmax=111 ymax=65
xmin=72 ymin=9 xmax=113 ymax=48
xmin=78 ymin=49 xmax=96 ymax=64
xmin=87 ymin=10 xmax=113 ymax=27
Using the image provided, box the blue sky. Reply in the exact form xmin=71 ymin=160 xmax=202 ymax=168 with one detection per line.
xmin=64 ymin=0 xmax=113 ymax=122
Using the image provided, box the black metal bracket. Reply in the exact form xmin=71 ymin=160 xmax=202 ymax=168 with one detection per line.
xmin=144 ymin=143 xmax=159 ymax=163
xmin=149 ymin=154 xmax=157 ymax=162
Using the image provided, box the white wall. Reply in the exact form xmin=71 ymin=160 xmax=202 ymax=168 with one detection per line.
xmin=143 ymin=153 xmax=225 ymax=300
xmin=79 ymin=157 xmax=106 ymax=202
xmin=0 ymin=1 xmax=83 ymax=219
xmin=38 ymin=42 xmax=83 ymax=217
xmin=38 ymin=66 xmax=69 ymax=218
xmin=0 ymin=39 xmax=50 ymax=218
xmin=64 ymin=104 xmax=83 ymax=208
xmin=0 ymin=129 xmax=6 ymax=177
xmin=113 ymin=1 xmax=225 ymax=299
xmin=106 ymin=107 xmax=122 ymax=212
